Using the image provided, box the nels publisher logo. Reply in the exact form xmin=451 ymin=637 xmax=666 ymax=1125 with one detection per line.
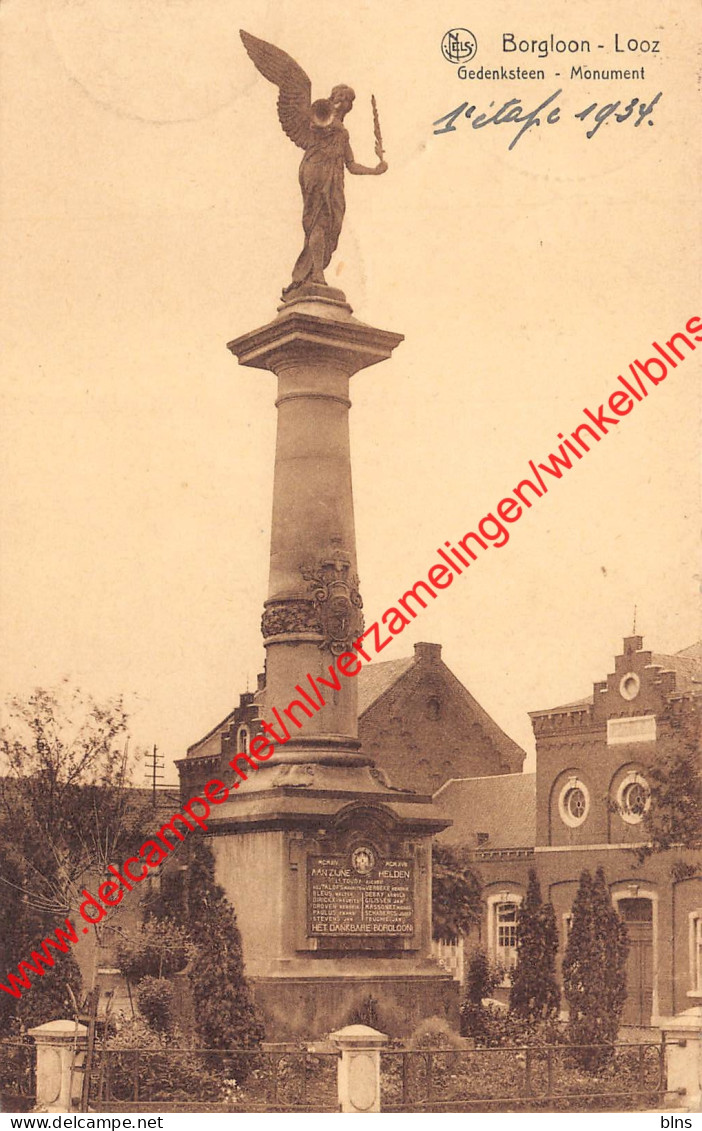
xmin=441 ymin=28 xmax=478 ymax=64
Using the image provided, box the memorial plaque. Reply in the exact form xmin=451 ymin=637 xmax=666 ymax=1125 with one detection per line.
xmin=307 ymin=844 xmax=414 ymax=936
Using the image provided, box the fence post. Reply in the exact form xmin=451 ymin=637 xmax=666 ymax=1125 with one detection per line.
xmin=659 ymin=1006 xmax=702 ymax=1111
xmin=27 ymin=1020 xmax=87 ymax=1113
xmin=328 ymin=1024 xmax=388 ymax=1113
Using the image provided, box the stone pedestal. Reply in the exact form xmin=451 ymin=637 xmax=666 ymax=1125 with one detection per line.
xmin=203 ymin=289 xmax=458 ymax=1038
xmin=329 ymin=1024 xmax=388 ymax=1113
xmin=28 ymin=1020 xmax=86 ymax=1114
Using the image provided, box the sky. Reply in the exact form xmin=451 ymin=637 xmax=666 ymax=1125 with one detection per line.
xmin=1 ymin=0 xmax=699 ymax=782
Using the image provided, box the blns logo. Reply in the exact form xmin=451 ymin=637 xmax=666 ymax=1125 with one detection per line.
xmin=441 ymin=28 xmax=478 ymax=64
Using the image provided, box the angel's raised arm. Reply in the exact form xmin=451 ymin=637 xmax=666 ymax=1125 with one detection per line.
xmin=240 ymin=30 xmax=313 ymax=150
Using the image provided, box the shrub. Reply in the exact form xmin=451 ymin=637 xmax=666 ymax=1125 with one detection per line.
xmin=135 ymin=976 xmax=176 ymax=1034
xmin=562 ymin=867 xmax=629 ymax=1071
xmin=460 ymin=948 xmax=504 ymax=1039
xmin=186 ymin=838 xmax=265 ymax=1057
xmin=103 ymin=1019 xmax=225 ymax=1105
xmin=347 ymin=995 xmax=381 ymax=1030
xmin=465 ymin=947 xmax=501 ymax=1005
xmin=473 ymin=1002 xmax=530 ymax=1046
xmin=432 ymin=843 xmax=482 ymax=942
xmin=464 ymin=1005 xmax=568 ymax=1049
xmin=408 ymin=1015 xmax=464 ymax=1050
xmin=510 ymin=869 xmax=560 ymax=1022
xmin=14 ymin=948 xmax=82 ymax=1032
xmin=116 ymin=917 xmax=194 ymax=983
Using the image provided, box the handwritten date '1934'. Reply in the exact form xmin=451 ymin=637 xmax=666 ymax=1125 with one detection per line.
xmin=433 ymin=89 xmax=662 ymax=150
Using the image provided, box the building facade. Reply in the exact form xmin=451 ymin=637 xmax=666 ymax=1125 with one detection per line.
xmin=435 ymin=636 xmax=702 ymax=1026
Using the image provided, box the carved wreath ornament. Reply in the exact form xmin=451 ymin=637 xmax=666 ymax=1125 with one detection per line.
xmin=261 ymin=541 xmax=363 ymax=654
xmin=261 ymin=602 xmax=321 ymax=638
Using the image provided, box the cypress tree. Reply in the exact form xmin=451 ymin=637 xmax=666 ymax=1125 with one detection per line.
xmin=591 ymin=866 xmax=629 ymax=1037
xmin=186 ymin=837 xmax=265 ymax=1054
xmin=509 ymin=869 xmax=560 ymax=1021
xmin=562 ymin=867 xmax=629 ymax=1070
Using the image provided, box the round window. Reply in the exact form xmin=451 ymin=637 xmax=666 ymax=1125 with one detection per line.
xmin=619 ymin=672 xmax=641 ymax=701
xmin=616 ymin=771 xmax=650 ymax=824
xmin=558 ymin=777 xmax=590 ymax=828
xmin=565 ymin=787 xmax=586 ymax=819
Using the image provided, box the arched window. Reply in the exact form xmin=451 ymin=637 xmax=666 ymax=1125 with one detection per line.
xmin=237 ymin=726 xmax=249 ymax=754
xmin=426 ymin=697 xmax=441 ymax=721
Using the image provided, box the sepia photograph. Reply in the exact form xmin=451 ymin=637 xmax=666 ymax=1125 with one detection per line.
xmin=0 ymin=0 xmax=700 ymax=1121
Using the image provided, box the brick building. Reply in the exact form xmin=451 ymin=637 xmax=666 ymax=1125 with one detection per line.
xmin=179 ymin=641 xmax=524 ymax=798
xmin=435 ymin=636 xmax=702 ymax=1026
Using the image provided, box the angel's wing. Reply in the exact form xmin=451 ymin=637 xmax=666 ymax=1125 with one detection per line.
xmin=240 ymin=30 xmax=312 ymax=150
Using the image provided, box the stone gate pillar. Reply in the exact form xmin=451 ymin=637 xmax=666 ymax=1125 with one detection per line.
xmin=28 ymin=1020 xmax=87 ymax=1114
xmin=660 ymin=1006 xmax=702 ymax=1111
xmin=329 ymin=1023 xmax=388 ymax=1112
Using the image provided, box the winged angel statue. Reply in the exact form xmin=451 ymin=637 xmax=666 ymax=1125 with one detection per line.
xmin=240 ymin=31 xmax=388 ymax=296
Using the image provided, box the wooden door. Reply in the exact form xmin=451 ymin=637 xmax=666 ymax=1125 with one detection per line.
xmin=618 ymin=898 xmax=653 ymax=1027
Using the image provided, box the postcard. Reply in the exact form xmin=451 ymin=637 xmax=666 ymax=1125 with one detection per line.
xmin=0 ymin=0 xmax=699 ymax=1118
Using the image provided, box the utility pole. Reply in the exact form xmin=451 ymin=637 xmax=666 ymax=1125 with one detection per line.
xmin=144 ymin=744 xmax=165 ymax=807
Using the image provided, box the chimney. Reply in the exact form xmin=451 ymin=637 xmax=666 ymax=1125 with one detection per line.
xmin=414 ymin=642 xmax=442 ymax=664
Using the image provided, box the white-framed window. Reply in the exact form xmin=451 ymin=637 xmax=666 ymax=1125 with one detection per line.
xmin=237 ymin=726 xmax=249 ymax=754
xmin=558 ymin=776 xmax=590 ymax=828
xmin=496 ymin=902 xmax=519 ymax=968
xmin=487 ymin=891 xmax=522 ymax=977
xmin=616 ymin=770 xmax=651 ymax=825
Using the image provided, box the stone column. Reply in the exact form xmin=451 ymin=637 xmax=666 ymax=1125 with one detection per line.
xmin=28 ymin=1020 xmax=87 ymax=1114
xmin=329 ymin=1023 xmax=388 ymax=1112
xmin=228 ymin=290 xmax=403 ymax=766
xmin=660 ymin=1006 xmax=702 ymax=1111
xmin=207 ymin=289 xmax=457 ymax=1039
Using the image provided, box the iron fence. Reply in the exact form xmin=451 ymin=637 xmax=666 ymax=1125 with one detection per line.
xmin=88 ymin=1046 xmax=340 ymax=1112
xmin=380 ymin=1040 xmax=668 ymax=1112
xmin=1 ymin=1035 xmax=674 ymax=1114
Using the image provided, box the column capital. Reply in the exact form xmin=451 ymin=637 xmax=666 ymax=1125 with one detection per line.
xmin=227 ymin=307 xmax=404 ymax=377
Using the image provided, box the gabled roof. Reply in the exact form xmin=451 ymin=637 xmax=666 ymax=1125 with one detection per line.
xmin=357 ymin=656 xmax=415 ymax=715
xmin=434 ymin=773 xmax=536 ymax=849
xmin=357 ymin=644 xmax=525 ymax=769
